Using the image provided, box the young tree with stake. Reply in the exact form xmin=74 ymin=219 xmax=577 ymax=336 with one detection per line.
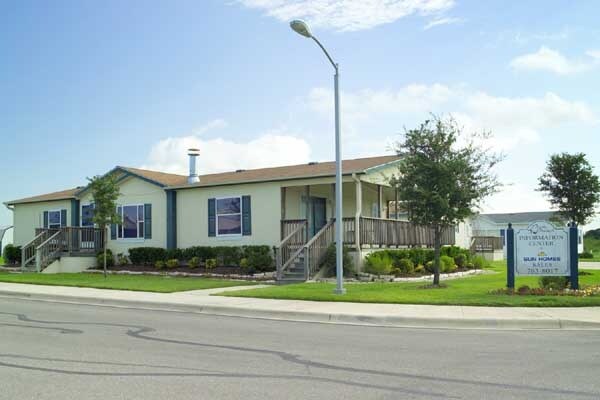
xmin=392 ymin=116 xmax=502 ymax=286
xmin=88 ymin=175 xmax=121 ymax=278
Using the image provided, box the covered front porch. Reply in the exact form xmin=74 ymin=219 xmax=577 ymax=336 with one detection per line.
xmin=276 ymin=178 xmax=455 ymax=282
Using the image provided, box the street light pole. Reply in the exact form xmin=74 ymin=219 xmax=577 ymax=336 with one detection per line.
xmin=290 ymin=20 xmax=345 ymax=294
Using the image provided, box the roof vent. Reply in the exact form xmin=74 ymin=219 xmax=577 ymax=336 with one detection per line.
xmin=235 ymin=169 xmax=246 ymax=173
xmin=308 ymin=161 xmax=319 ymax=165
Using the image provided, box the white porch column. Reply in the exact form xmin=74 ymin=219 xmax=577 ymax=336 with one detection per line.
xmin=377 ymin=184 xmax=383 ymax=218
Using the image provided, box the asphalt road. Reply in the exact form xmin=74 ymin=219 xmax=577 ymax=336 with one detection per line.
xmin=1 ymin=297 xmax=599 ymax=400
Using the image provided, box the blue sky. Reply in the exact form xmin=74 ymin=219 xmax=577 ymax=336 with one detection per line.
xmin=2 ymin=0 xmax=600 ymax=245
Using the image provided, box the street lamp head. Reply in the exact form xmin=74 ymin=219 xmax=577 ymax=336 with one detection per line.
xmin=290 ymin=19 xmax=312 ymax=38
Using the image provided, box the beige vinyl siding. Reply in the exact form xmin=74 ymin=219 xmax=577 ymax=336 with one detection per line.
xmin=12 ymin=200 xmax=72 ymax=246
xmin=79 ymin=176 xmax=167 ymax=255
xmin=177 ymin=181 xmax=282 ymax=248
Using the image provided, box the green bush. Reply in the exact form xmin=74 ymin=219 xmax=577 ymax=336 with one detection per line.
xmin=471 ymin=255 xmax=487 ymax=269
xmin=425 ymin=260 xmax=435 ymax=273
xmin=440 ymin=255 xmax=456 ymax=273
xmin=128 ymin=247 xmax=166 ymax=265
xmin=205 ymin=258 xmax=217 ymax=270
xmin=3 ymin=244 xmax=22 ymax=264
xmin=539 ymin=276 xmax=569 ymax=290
xmin=154 ymin=260 xmax=165 ymax=269
xmin=364 ymin=252 xmax=392 ymax=276
xmin=166 ymin=259 xmax=179 ymax=269
xmin=182 ymin=246 xmax=216 ymax=262
xmin=239 ymin=257 xmax=256 ymax=275
xmin=188 ymin=256 xmax=200 ymax=269
xmin=321 ymin=244 xmax=355 ymax=277
xmin=414 ymin=264 xmax=425 ymax=274
xmin=454 ymin=253 xmax=467 ymax=268
xmin=96 ymin=249 xmax=114 ymax=268
xmin=116 ymin=253 xmax=129 ymax=266
xmin=243 ymin=245 xmax=274 ymax=272
xmin=165 ymin=248 xmax=184 ymax=261
xmin=212 ymin=246 xmax=242 ymax=266
xmin=579 ymin=251 xmax=593 ymax=259
xmin=396 ymin=258 xmax=415 ymax=274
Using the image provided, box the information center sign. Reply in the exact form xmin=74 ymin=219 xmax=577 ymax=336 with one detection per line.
xmin=514 ymin=221 xmax=570 ymax=276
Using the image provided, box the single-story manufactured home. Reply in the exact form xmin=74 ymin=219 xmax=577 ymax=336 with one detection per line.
xmin=4 ymin=151 xmax=463 ymax=280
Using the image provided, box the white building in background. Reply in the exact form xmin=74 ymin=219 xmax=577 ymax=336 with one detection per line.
xmin=469 ymin=211 xmax=584 ymax=256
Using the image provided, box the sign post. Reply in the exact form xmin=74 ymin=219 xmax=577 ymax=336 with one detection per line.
xmin=506 ymin=223 xmax=515 ymax=289
xmin=507 ymin=220 xmax=578 ymax=289
xmin=569 ymin=222 xmax=579 ymax=290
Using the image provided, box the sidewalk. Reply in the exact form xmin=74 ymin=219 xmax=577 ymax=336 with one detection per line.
xmin=1 ymin=282 xmax=600 ymax=330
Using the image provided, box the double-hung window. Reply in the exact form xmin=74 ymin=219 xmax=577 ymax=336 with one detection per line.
xmin=117 ymin=204 xmax=145 ymax=239
xmin=81 ymin=204 xmax=95 ymax=227
xmin=216 ymin=197 xmax=242 ymax=236
xmin=48 ymin=210 xmax=62 ymax=229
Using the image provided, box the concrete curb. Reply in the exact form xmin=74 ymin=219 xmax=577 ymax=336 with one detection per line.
xmin=2 ymin=288 xmax=600 ymax=330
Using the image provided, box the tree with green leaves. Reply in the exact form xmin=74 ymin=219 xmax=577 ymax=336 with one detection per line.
xmin=88 ymin=174 xmax=121 ymax=277
xmin=392 ymin=116 xmax=502 ymax=286
xmin=538 ymin=153 xmax=600 ymax=226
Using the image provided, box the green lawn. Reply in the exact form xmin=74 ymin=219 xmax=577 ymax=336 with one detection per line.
xmin=219 ymin=262 xmax=600 ymax=307
xmin=583 ymin=236 xmax=600 ymax=261
xmin=0 ymin=272 xmax=257 ymax=293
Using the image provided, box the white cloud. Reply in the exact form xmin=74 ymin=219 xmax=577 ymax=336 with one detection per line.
xmin=142 ymin=123 xmax=312 ymax=175
xmin=236 ymin=0 xmax=456 ymax=32
xmin=509 ymin=46 xmax=599 ymax=75
xmin=423 ymin=16 xmax=463 ymax=30
xmin=586 ymin=49 xmax=600 ymax=60
xmin=305 ymin=84 xmax=597 ymax=151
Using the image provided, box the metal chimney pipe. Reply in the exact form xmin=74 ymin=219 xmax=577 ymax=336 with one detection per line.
xmin=187 ymin=148 xmax=200 ymax=184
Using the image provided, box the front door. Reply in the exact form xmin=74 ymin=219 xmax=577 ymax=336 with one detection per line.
xmin=310 ymin=197 xmax=327 ymax=237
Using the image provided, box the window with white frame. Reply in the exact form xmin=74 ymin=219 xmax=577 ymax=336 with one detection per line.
xmin=117 ymin=204 xmax=145 ymax=239
xmin=216 ymin=197 xmax=242 ymax=236
xmin=48 ymin=210 xmax=61 ymax=229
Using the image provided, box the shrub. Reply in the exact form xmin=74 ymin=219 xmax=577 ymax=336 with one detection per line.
xmin=182 ymin=246 xmax=216 ymax=262
xmin=243 ymin=246 xmax=274 ymax=272
xmin=128 ymin=247 xmax=166 ymax=265
xmin=239 ymin=257 xmax=256 ymax=275
xmin=165 ymin=248 xmax=183 ymax=261
xmin=166 ymin=259 xmax=179 ymax=269
xmin=321 ymin=244 xmax=355 ymax=277
xmin=471 ymin=255 xmax=487 ymax=269
xmin=580 ymin=251 xmax=593 ymax=259
xmin=440 ymin=255 xmax=456 ymax=273
xmin=213 ymin=246 xmax=242 ymax=266
xmin=188 ymin=256 xmax=200 ymax=269
xmin=96 ymin=249 xmax=114 ymax=268
xmin=539 ymin=276 xmax=569 ymax=290
xmin=364 ymin=252 xmax=392 ymax=276
xmin=205 ymin=258 xmax=217 ymax=270
xmin=3 ymin=244 xmax=22 ymax=264
xmin=414 ymin=264 xmax=425 ymax=274
xmin=517 ymin=285 xmax=531 ymax=295
xmin=396 ymin=258 xmax=415 ymax=275
xmin=155 ymin=260 xmax=165 ymax=269
xmin=424 ymin=260 xmax=435 ymax=273
xmin=116 ymin=253 xmax=129 ymax=266
xmin=454 ymin=253 xmax=467 ymax=268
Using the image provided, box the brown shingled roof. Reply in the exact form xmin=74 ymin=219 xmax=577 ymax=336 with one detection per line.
xmin=4 ymin=155 xmax=399 ymax=205
xmin=5 ymin=187 xmax=80 ymax=206
xmin=169 ymin=155 xmax=401 ymax=188
xmin=119 ymin=166 xmax=188 ymax=186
